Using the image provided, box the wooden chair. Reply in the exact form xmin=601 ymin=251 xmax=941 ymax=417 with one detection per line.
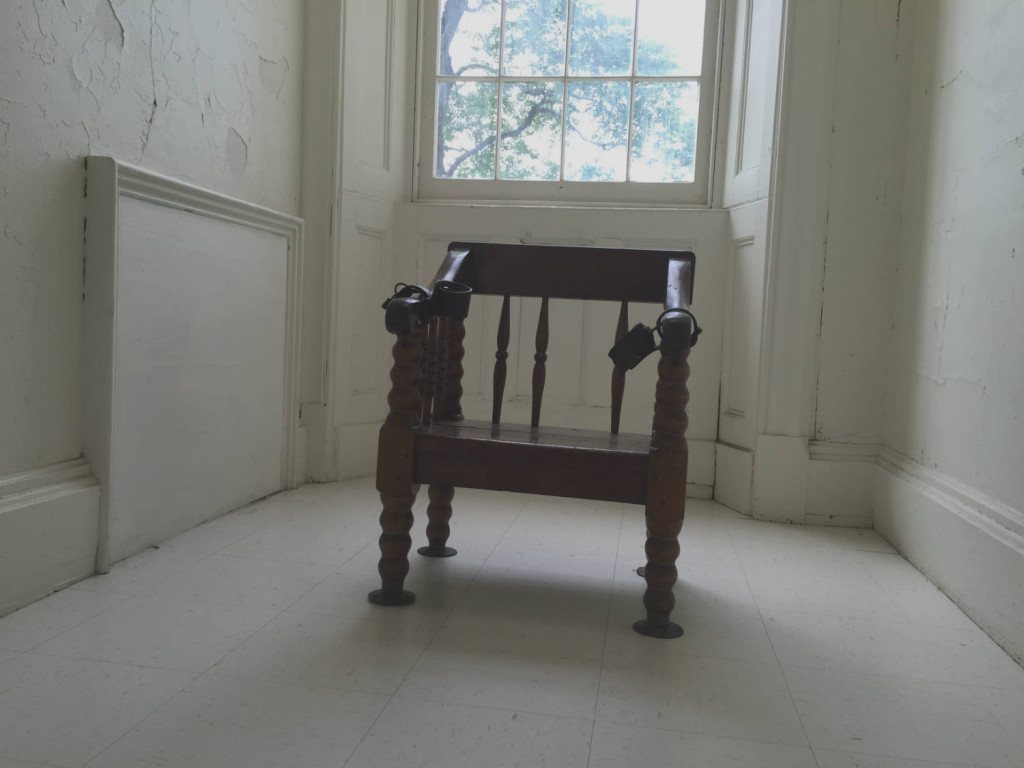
xmin=371 ymin=242 xmax=697 ymax=638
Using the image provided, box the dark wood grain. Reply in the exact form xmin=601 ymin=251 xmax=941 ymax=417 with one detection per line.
xmin=372 ymin=327 xmax=423 ymax=606
xmin=432 ymin=318 xmax=450 ymax=421
xmin=438 ymin=317 xmax=466 ymax=420
xmin=531 ymin=297 xmax=549 ymax=428
xmin=493 ymin=295 xmax=511 ymax=424
xmin=611 ymin=301 xmax=628 ymax=434
xmin=449 ymin=241 xmax=695 ymax=303
xmin=373 ymin=242 xmax=697 ymax=637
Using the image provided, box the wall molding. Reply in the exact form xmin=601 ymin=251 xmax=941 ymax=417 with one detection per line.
xmin=84 ymin=157 xmax=304 ymax=570
xmin=86 ymin=158 xmax=305 ymax=493
xmin=0 ymin=461 xmax=100 ymax=617
xmin=809 ymin=440 xmax=880 ymax=462
xmin=0 ymin=459 xmax=93 ymax=503
xmin=878 ymin=448 xmax=1024 ymax=554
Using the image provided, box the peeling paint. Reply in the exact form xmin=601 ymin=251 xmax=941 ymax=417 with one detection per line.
xmin=0 ymin=0 xmax=303 ymax=476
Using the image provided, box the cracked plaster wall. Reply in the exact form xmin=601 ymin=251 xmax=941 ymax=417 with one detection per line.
xmin=0 ymin=0 xmax=303 ymax=477
xmin=883 ymin=0 xmax=1023 ymax=510
xmin=811 ymin=0 xmax=912 ymax=447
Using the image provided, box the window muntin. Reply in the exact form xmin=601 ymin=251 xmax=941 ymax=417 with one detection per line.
xmin=418 ymin=0 xmax=720 ymax=205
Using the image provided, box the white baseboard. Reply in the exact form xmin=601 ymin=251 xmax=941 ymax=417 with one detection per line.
xmin=715 ymin=442 xmax=753 ymax=514
xmin=0 ymin=460 xmax=100 ymax=617
xmin=875 ymin=450 xmax=1024 ymax=665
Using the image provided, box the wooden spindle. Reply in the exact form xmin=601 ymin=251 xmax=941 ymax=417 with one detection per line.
xmin=531 ymin=297 xmax=549 ymax=428
xmin=611 ymin=300 xmax=628 ymax=434
xmin=492 ymin=295 xmax=511 ymax=424
xmin=419 ymin=320 xmax=439 ymax=423
xmin=370 ymin=326 xmax=423 ymax=607
xmin=432 ymin=317 xmax=450 ymax=421
xmin=635 ymin=312 xmax=691 ymax=638
xmin=439 ymin=317 xmax=466 ymax=420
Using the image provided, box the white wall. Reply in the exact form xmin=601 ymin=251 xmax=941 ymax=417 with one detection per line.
xmin=0 ymin=0 xmax=304 ymax=612
xmin=717 ymin=0 xmax=913 ymax=526
xmin=0 ymin=0 xmax=303 ymax=479
xmin=299 ymin=0 xmax=417 ymax=481
xmin=876 ymin=0 xmax=1024 ymax=662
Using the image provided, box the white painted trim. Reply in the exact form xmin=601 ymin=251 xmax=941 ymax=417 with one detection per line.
xmin=0 ymin=463 xmax=100 ymax=617
xmin=298 ymin=0 xmax=346 ymax=482
xmin=808 ymin=440 xmax=880 ymax=462
xmin=84 ymin=156 xmax=304 ymax=569
xmin=878 ymin=448 xmax=1024 ymax=553
xmin=874 ymin=459 xmax=1024 ymax=664
xmin=0 ymin=459 xmax=92 ymax=501
xmin=92 ymin=158 xmax=304 ymax=490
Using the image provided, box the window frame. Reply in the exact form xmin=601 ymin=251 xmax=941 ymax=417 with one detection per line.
xmin=413 ymin=0 xmax=723 ymax=207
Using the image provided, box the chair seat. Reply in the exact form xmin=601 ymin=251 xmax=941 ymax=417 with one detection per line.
xmin=413 ymin=419 xmax=651 ymax=504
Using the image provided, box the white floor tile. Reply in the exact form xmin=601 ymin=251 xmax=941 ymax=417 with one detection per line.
xmin=7 ymin=480 xmax=1022 ymax=768
xmin=597 ymin=649 xmax=808 ymax=746
xmin=397 ymin=626 xmax=603 ymax=719
xmin=0 ymin=590 xmax=128 ymax=653
xmin=854 ymin=551 xmax=980 ymax=630
xmin=211 ymin=610 xmax=435 ymax=695
xmin=483 ymin=546 xmax=618 ymax=581
xmin=615 ymin=558 xmax=758 ymax=610
xmin=346 ymin=696 xmax=593 ymax=768
xmin=620 ymin=512 xmax=743 ymax=569
xmin=0 ymin=653 xmax=192 ymax=767
xmin=606 ymin=595 xmax=776 ymax=664
xmin=496 ymin=503 xmax=624 ymax=560
xmin=33 ymin=596 xmax=277 ymax=672
xmin=749 ymin=570 xmax=908 ymax=622
xmin=589 ymin=722 xmax=818 ymax=768
xmin=765 ymin=609 xmax=1024 ymax=689
xmin=288 ymin=544 xmax=475 ymax=629
xmin=70 ymin=546 xmax=210 ymax=596
xmin=726 ymin=519 xmax=896 ymax=553
xmin=813 ymin=750 xmax=973 ymax=768
xmin=785 ymin=666 xmax=1023 ymax=767
xmin=443 ymin=565 xmax=612 ymax=641
xmin=218 ymin=516 xmax=376 ymax=566
xmin=85 ymin=673 xmax=386 ymax=768
xmin=970 ymin=685 xmax=1024 ymax=748
xmin=139 ymin=555 xmax=333 ymax=611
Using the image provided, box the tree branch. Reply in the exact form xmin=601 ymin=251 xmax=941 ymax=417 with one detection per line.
xmin=443 ymin=95 xmax=558 ymax=177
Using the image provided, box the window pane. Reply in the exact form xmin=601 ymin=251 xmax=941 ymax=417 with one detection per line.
xmin=629 ymin=81 xmax=699 ymax=182
xmin=436 ymin=81 xmax=498 ymax=179
xmin=635 ymin=0 xmax=705 ymax=76
xmin=565 ymin=81 xmax=629 ymax=181
xmin=500 ymin=82 xmax=564 ymax=180
xmin=569 ymin=0 xmax=636 ymax=77
xmin=504 ymin=0 xmax=569 ymax=76
xmin=438 ymin=0 xmax=501 ymax=76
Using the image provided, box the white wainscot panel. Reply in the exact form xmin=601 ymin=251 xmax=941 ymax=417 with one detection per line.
xmin=84 ymin=158 xmax=303 ymax=567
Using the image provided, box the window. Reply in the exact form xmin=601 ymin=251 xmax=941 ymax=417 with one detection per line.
xmin=416 ymin=0 xmax=721 ymax=205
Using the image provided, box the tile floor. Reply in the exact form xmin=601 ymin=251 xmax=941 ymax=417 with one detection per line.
xmin=1 ymin=477 xmax=1022 ymax=768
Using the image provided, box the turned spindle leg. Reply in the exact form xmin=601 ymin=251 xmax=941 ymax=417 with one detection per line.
xmin=370 ymin=328 xmax=423 ymax=607
xmin=634 ymin=308 xmax=691 ymax=639
xmin=418 ymin=484 xmax=456 ymax=557
xmin=369 ymin=489 xmax=418 ymax=605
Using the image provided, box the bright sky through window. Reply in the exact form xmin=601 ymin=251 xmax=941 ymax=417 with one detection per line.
xmin=435 ymin=0 xmax=707 ymax=184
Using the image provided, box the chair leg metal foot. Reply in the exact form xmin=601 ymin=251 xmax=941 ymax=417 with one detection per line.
xmin=417 ymin=545 xmax=457 ymax=557
xmin=367 ymin=589 xmax=416 ymax=606
xmin=632 ymin=619 xmax=684 ymax=639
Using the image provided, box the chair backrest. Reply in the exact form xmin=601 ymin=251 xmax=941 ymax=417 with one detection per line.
xmin=427 ymin=242 xmax=696 ymax=433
